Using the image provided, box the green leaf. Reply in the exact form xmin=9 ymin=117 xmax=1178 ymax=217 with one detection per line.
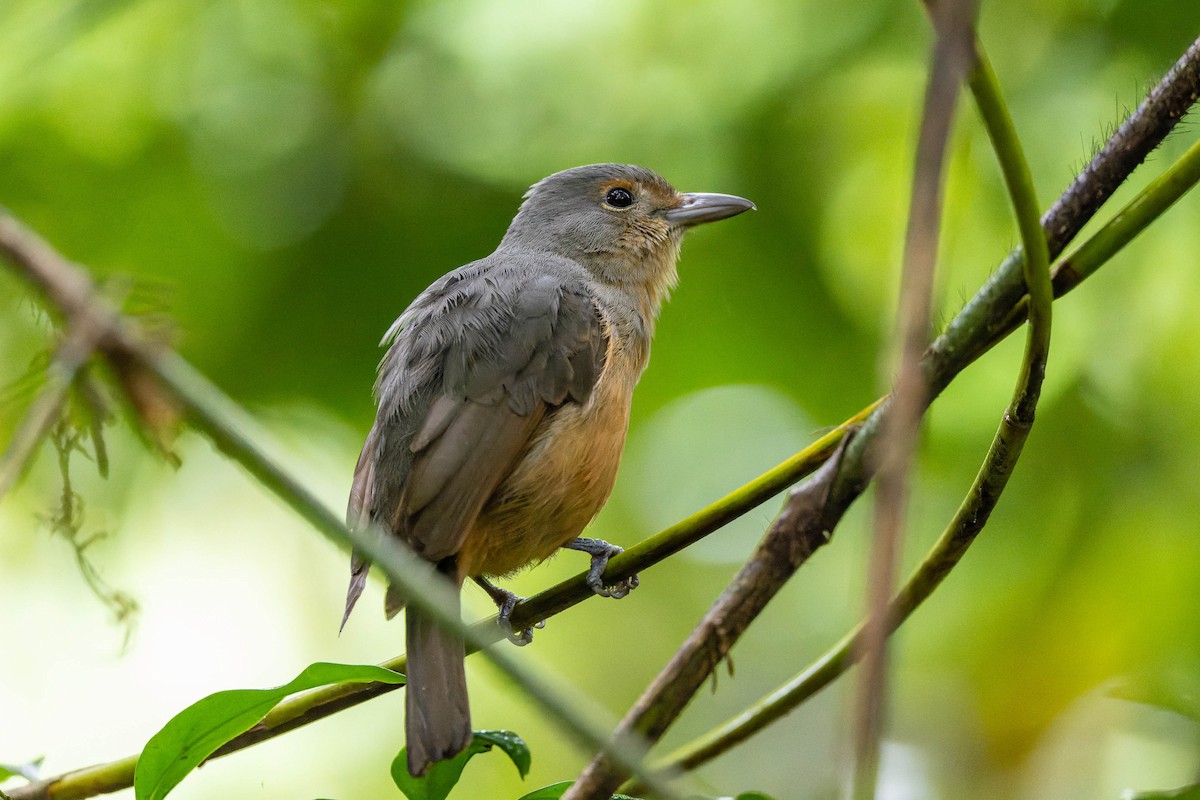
xmin=473 ymin=730 xmax=531 ymax=778
xmin=515 ymin=782 xmax=641 ymax=800
xmin=736 ymin=793 xmax=778 ymax=800
xmin=515 ymin=783 xmax=572 ymax=800
xmin=133 ymin=662 xmax=404 ymax=800
xmin=1124 ymin=784 xmax=1200 ymax=800
xmin=392 ymin=730 xmax=530 ymax=800
xmin=1110 ymin=672 xmax=1200 ymax=723
xmin=392 ymin=741 xmax=484 ymax=800
xmin=0 ymin=757 xmax=43 ymax=783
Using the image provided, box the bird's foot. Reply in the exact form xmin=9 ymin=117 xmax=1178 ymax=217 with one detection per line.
xmin=564 ymin=537 xmax=640 ymax=599
xmin=474 ymin=577 xmax=543 ymax=646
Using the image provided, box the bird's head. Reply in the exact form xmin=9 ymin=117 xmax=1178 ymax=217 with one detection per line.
xmin=501 ymin=164 xmax=753 ymax=314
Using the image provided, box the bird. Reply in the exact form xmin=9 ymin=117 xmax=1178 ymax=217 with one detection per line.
xmin=341 ymin=163 xmax=754 ymax=776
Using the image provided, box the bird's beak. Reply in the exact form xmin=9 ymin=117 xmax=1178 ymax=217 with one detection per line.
xmin=663 ymin=192 xmax=756 ymax=227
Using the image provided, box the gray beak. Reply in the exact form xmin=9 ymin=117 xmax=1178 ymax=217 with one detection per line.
xmin=663 ymin=192 xmax=756 ymax=227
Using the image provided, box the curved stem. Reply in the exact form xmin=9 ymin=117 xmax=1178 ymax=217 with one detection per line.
xmin=648 ymin=128 xmax=1200 ymax=777
xmin=647 ymin=40 xmax=1060 ymax=783
xmin=970 ymin=48 xmax=1053 ymax=379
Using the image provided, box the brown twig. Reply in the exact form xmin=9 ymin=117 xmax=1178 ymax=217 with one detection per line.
xmin=572 ymin=32 xmax=1200 ymax=800
xmin=0 ymin=213 xmax=682 ymax=800
xmin=561 ymin=438 xmax=855 ymax=800
xmin=0 ymin=328 xmax=93 ymax=500
xmin=0 ymin=210 xmax=130 ymax=499
xmin=856 ymin=3 xmax=976 ymax=795
xmin=925 ymin=34 xmax=1200 ymax=387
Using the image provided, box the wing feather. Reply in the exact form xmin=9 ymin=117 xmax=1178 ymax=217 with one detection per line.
xmin=343 ymin=254 xmax=608 ymax=620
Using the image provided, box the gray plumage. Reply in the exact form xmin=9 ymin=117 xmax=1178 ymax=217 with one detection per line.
xmin=343 ymin=255 xmax=608 ymax=617
xmin=342 ymin=164 xmax=753 ymax=776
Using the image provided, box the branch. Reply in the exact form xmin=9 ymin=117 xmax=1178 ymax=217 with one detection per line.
xmin=649 ymin=41 xmax=1200 ymax=786
xmin=574 ymin=32 xmax=1200 ymax=800
xmin=1049 ymin=134 xmax=1200 ymax=295
xmin=563 ymin=436 xmax=857 ymax=800
xmin=856 ymin=3 xmax=975 ymax=795
xmin=0 ymin=216 xmax=682 ymax=800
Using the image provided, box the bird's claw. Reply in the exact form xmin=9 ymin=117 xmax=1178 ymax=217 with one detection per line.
xmin=498 ymin=616 xmax=535 ymax=646
xmin=494 ymin=592 xmax=533 ymax=646
xmin=475 ymin=577 xmax=544 ymax=646
xmin=605 ymin=573 xmax=640 ymax=599
xmin=567 ymin=537 xmax=640 ymax=599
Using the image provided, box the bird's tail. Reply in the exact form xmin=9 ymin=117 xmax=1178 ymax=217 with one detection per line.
xmin=340 ymin=551 xmax=370 ymax=633
xmin=404 ymin=580 xmax=471 ymax=777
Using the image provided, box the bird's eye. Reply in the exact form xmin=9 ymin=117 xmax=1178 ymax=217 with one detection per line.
xmin=604 ymin=187 xmax=635 ymax=208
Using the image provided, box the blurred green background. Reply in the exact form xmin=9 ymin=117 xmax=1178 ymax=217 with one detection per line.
xmin=2 ymin=1 xmax=1198 ymax=798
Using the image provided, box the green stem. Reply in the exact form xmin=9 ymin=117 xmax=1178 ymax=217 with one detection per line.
xmin=146 ymin=353 xmax=685 ymax=800
xmin=1056 ymin=135 xmax=1200 ymax=290
xmin=0 ymin=219 xmax=682 ymax=800
xmin=969 ymin=48 xmax=1053 ymax=389
xmin=653 ymin=40 xmax=1058 ymax=783
xmin=650 ymin=130 xmax=1200 ymax=778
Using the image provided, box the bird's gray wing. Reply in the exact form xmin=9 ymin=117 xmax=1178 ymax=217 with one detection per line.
xmin=344 ymin=260 xmax=606 ymax=620
xmin=401 ymin=267 xmax=606 ymax=560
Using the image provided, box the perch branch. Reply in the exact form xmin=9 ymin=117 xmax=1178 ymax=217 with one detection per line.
xmin=577 ymin=31 xmax=1200 ymax=800
xmin=0 ymin=216 xmax=680 ymax=800
xmin=651 ymin=43 xmax=1200 ymax=784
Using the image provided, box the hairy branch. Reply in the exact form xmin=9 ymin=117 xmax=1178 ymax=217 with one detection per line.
xmin=647 ymin=36 xmax=1200 ymax=786
xmin=578 ymin=32 xmax=1200 ymax=800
